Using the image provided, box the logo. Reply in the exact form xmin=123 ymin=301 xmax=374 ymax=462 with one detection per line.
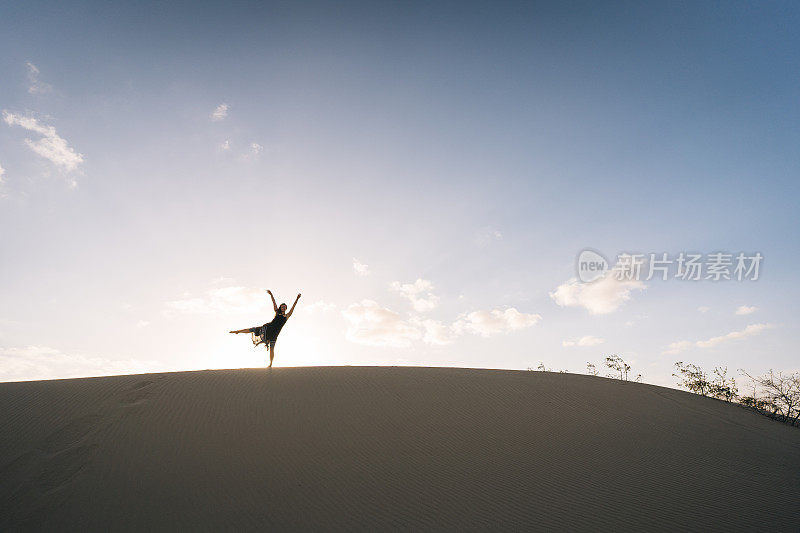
xmin=577 ymin=249 xmax=609 ymax=283
xmin=574 ymin=249 xmax=762 ymax=282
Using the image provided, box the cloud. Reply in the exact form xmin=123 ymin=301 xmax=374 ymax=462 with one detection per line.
xmin=250 ymin=142 xmax=263 ymax=155
xmin=136 ymin=320 xmax=150 ymax=329
xmin=697 ymin=306 xmax=710 ymax=313
xmin=0 ymin=345 xmax=163 ymax=383
xmin=663 ymin=341 xmax=693 ymax=355
xmin=211 ymin=103 xmax=229 ymax=121
xmin=342 ymin=297 xmax=541 ymax=347
xmin=390 ymin=279 xmax=440 ymax=313
xmin=26 ymin=62 xmax=52 ymax=94
xmin=165 ymin=286 xmax=266 ymax=315
xmin=562 ymin=335 xmax=605 ymax=347
xmin=695 ymin=323 xmax=773 ymax=348
xmin=344 ymin=275 xmax=542 ymax=347
xmin=342 ymin=300 xmax=421 ymax=347
xmin=411 ymin=317 xmax=458 ymax=345
xmin=3 ymin=111 xmax=84 ymax=180
xmin=663 ymin=323 xmax=774 ymax=354
xmin=550 ymin=274 xmax=644 ymax=314
xmin=735 ymin=305 xmax=757 ymax=315
xmin=453 ymin=308 xmax=541 ymax=337
xmin=474 ymin=226 xmax=503 ymax=247
xmin=220 ymin=139 xmax=231 ymax=151
xmin=352 ymin=258 xmax=370 ymax=276
xmin=0 ymin=162 xmax=5 ymax=183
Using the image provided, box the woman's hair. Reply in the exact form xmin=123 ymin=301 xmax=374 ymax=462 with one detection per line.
xmin=279 ymin=303 xmax=287 ymax=313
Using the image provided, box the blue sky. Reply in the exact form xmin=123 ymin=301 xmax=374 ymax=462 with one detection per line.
xmin=1 ymin=1 xmax=798 ymax=384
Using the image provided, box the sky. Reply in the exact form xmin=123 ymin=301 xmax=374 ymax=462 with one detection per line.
xmin=1 ymin=1 xmax=799 ymax=385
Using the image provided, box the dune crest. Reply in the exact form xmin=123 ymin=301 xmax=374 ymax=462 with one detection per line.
xmin=1 ymin=367 xmax=799 ymax=530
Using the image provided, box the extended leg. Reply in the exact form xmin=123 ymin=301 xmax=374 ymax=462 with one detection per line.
xmin=269 ymin=343 xmax=275 ymax=368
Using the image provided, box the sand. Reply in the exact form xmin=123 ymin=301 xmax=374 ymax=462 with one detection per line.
xmin=1 ymin=366 xmax=799 ymax=531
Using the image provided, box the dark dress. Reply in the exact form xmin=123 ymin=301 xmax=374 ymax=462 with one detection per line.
xmin=250 ymin=312 xmax=287 ymax=345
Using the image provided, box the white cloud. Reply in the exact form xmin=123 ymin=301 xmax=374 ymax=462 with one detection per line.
xmin=735 ymin=305 xmax=757 ymax=315
xmin=344 ymin=276 xmax=542 ymax=347
xmin=220 ymin=139 xmax=231 ymax=151
xmin=390 ymin=279 xmax=440 ymax=313
xmin=136 ymin=320 xmax=150 ymax=329
xmin=0 ymin=162 xmax=5 ymax=183
xmin=352 ymin=258 xmax=370 ymax=276
xmin=26 ymin=62 xmax=52 ymax=94
xmin=3 ymin=111 xmax=84 ymax=180
xmin=453 ymin=308 xmax=541 ymax=337
xmin=211 ymin=103 xmax=229 ymax=121
xmin=550 ymin=274 xmax=644 ymax=314
xmin=562 ymin=335 xmax=605 ymax=347
xmin=663 ymin=341 xmax=693 ymax=355
xmin=697 ymin=306 xmax=710 ymax=313
xmin=342 ymin=300 xmax=421 ymax=347
xmin=250 ymin=142 xmax=263 ymax=155
xmin=165 ymin=285 xmax=266 ymax=315
xmin=663 ymin=323 xmax=774 ymax=354
xmin=411 ymin=317 xmax=458 ymax=345
xmin=342 ymin=297 xmax=541 ymax=347
xmin=474 ymin=226 xmax=503 ymax=247
xmin=695 ymin=323 xmax=773 ymax=348
xmin=0 ymin=345 xmax=163 ymax=383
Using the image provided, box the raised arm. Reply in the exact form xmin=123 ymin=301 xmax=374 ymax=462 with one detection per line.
xmin=286 ymin=293 xmax=301 ymax=318
xmin=267 ymin=289 xmax=278 ymax=312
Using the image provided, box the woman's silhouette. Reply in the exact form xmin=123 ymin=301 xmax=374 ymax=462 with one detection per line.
xmin=230 ymin=290 xmax=301 ymax=367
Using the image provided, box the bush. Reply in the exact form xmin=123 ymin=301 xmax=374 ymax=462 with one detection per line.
xmin=741 ymin=369 xmax=800 ymax=426
xmin=709 ymin=367 xmax=738 ymax=402
xmin=673 ymin=362 xmax=710 ymax=396
xmin=676 ymin=361 xmax=799 ymax=428
xmin=604 ymin=354 xmax=641 ymax=382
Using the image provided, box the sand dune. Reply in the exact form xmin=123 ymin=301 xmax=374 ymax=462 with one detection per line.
xmin=1 ymin=367 xmax=799 ymax=531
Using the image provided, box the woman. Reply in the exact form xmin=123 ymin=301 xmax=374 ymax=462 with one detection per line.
xmin=230 ymin=290 xmax=301 ymax=367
